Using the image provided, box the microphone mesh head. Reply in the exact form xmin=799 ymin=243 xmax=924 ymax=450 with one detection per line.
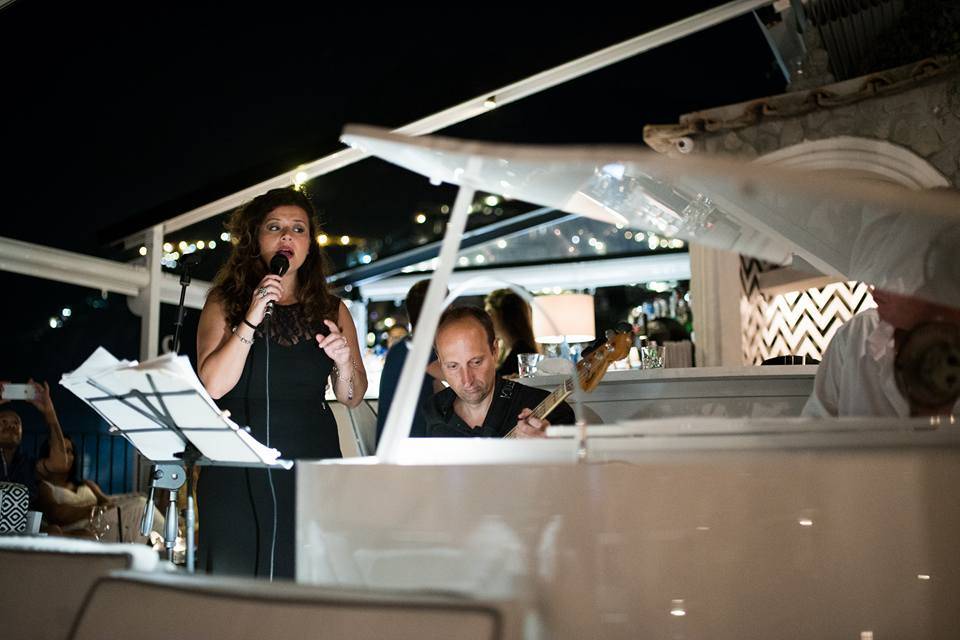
xmin=269 ymin=253 xmax=290 ymax=277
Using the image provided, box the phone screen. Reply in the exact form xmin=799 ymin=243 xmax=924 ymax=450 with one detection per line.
xmin=1 ymin=384 xmax=36 ymax=401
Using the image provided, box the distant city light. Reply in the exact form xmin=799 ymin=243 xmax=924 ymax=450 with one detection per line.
xmin=317 ymin=234 xmax=328 ymax=245
xmin=197 ymin=241 xmax=205 ymax=249
xmin=61 ymin=308 xmax=72 ymax=317
xmin=496 ymin=239 xmax=508 ymax=249
xmin=163 ymin=242 xmax=173 ymax=252
xmin=208 ymin=240 xmax=217 ymax=249
xmin=484 ymin=195 xmax=499 ymax=206
xmin=220 ymin=232 xmax=231 ymax=242
xmin=415 ymin=213 xmax=427 ymax=224
xmin=138 ymin=246 xmax=148 ymax=256
xmin=340 ymin=235 xmax=350 ymax=245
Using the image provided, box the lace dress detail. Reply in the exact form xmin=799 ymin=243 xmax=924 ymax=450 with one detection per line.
xmin=262 ymin=303 xmax=322 ymax=346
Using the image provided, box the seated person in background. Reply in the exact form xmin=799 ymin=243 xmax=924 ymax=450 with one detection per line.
xmin=645 ymin=317 xmax=690 ymax=344
xmin=485 ymin=288 xmax=540 ymax=378
xmin=12 ymin=379 xmax=163 ymax=541
xmin=803 ymin=288 xmax=960 ymax=417
xmin=423 ymin=306 xmax=574 ymax=438
xmin=36 ymin=434 xmax=109 ymax=537
xmin=376 ymin=279 xmax=443 ymax=442
xmin=1 ymin=379 xmax=70 ymax=508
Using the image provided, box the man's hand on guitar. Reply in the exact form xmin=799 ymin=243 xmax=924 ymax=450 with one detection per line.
xmin=512 ymin=408 xmax=548 ymax=439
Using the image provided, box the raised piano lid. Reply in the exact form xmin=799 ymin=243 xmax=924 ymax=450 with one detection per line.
xmin=341 ymin=124 xmax=960 ymax=309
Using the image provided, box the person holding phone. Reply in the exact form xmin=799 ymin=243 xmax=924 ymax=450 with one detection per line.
xmin=0 ymin=379 xmax=69 ymax=509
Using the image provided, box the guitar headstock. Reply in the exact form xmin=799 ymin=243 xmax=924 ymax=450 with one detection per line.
xmin=576 ymin=328 xmax=633 ymax=392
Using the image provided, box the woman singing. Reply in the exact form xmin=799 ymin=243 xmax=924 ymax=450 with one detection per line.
xmin=197 ymin=187 xmax=366 ymax=578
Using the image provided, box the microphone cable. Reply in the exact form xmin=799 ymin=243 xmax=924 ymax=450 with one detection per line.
xmin=263 ymin=316 xmax=279 ymax=582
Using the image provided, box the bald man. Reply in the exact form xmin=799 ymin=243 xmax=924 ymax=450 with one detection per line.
xmin=422 ymin=306 xmax=574 ymax=438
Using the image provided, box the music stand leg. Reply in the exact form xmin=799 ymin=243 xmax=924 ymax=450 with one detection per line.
xmin=140 ymin=484 xmax=156 ymax=537
xmin=185 ymin=466 xmax=196 ymax=573
xmin=165 ymin=489 xmax=178 ymax=565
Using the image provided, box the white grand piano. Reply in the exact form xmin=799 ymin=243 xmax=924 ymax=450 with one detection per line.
xmin=297 ymin=126 xmax=960 ymax=639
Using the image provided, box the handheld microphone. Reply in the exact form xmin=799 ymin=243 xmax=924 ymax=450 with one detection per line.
xmin=264 ymin=253 xmax=290 ymax=318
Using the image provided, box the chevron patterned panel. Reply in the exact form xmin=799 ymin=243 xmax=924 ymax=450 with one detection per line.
xmin=0 ymin=481 xmax=29 ymax=533
xmin=740 ymin=257 xmax=876 ymax=365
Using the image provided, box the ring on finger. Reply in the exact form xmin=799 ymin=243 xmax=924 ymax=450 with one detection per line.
xmin=256 ymin=286 xmax=268 ymax=299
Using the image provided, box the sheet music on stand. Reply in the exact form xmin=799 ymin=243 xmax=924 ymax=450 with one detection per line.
xmin=60 ymin=347 xmax=291 ymax=469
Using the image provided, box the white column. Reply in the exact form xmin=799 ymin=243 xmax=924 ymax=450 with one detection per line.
xmin=376 ymin=169 xmax=478 ymax=461
xmin=689 ymin=242 xmax=743 ymax=367
xmin=138 ymin=225 xmax=163 ymax=361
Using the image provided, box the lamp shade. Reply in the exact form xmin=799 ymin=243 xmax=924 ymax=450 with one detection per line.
xmin=532 ymin=293 xmax=595 ymax=344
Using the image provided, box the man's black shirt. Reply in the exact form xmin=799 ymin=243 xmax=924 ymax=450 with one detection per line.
xmin=423 ymin=377 xmax=575 ymax=438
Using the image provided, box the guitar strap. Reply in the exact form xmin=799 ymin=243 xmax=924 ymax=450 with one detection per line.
xmin=486 ymin=380 xmax=531 ymax=437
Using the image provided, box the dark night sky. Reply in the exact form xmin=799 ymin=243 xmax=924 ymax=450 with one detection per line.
xmin=0 ymin=1 xmax=784 ymax=385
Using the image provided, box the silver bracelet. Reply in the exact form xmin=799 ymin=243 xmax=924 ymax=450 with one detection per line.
xmin=232 ymin=326 xmax=254 ymax=345
xmin=333 ymin=361 xmax=356 ymax=401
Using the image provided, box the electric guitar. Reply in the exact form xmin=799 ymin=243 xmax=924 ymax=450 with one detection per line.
xmin=503 ymin=329 xmax=633 ymax=438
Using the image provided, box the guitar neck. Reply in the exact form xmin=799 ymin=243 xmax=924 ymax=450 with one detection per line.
xmin=503 ymin=377 xmax=574 ymax=439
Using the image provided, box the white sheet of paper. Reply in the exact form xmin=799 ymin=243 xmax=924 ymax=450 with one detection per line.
xmin=61 ymin=348 xmax=289 ymax=468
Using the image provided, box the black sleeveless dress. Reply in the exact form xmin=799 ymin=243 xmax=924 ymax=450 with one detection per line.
xmin=198 ymin=302 xmax=340 ymax=579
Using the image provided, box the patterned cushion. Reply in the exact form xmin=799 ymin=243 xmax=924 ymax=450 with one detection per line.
xmin=0 ymin=481 xmax=29 ymax=533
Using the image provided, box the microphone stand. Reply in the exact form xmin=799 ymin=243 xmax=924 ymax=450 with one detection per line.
xmin=172 ymin=259 xmax=193 ymax=354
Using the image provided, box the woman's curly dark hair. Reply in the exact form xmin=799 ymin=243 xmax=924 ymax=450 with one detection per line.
xmin=208 ymin=188 xmax=339 ymax=329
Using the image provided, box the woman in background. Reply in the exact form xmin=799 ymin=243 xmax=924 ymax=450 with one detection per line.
xmin=484 ymin=288 xmax=539 ymax=378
